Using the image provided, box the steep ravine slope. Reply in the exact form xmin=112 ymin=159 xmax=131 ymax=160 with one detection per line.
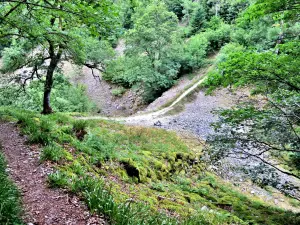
xmin=78 ymin=70 xmax=300 ymax=208
xmin=1 ymin=108 xmax=299 ymax=224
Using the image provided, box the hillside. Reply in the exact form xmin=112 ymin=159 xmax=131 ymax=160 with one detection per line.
xmin=0 ymin=108 xmax=299 ymax=224
xmin=0 ymin=0 xmax=299 ymax=224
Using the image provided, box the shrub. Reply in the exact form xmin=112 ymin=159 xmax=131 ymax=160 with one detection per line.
xmin=203 ymin=23 xmax=231 ymax=52
xmin=181 ymin=34 xmax=209 ymax=72
xmin=189 ymin=5 xmax=207 ymax=35
xmin=72 ymin=120 xmax=88 ymax=141
xmin=164 ymin=0 xmax=184 ymax=20
xmin=0 ymin=42 xmax=27 ymax=73
xmin=48 ymin=171 xmax=70 ymax=188
xmin=111 ymin=87 xmax=126 ymax=97
xmin=41 ymin=144 xmax=66 ymax=162
xmin=215 ymin=43 xmax=245 ymax=65
xmin=105 ymin=54 xmax=179 ymax=102
xmin=206 ymin=16 xmax=223 ymax=30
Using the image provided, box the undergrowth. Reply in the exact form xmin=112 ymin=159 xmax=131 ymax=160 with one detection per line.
xmin=1 ymin=107 xmax=300 ymax=225
xmin=0 ymin=149 xmax=23 ymax=224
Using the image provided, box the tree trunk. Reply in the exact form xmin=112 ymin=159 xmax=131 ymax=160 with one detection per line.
xmin=42 ymin=44 xmax=62 ymax=114
xmin=42 ymin=61 xmax=56 ymax=114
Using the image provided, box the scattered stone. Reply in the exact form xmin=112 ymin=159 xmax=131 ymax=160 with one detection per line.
xmin=154 ymin=120 xmax=162 ymax=127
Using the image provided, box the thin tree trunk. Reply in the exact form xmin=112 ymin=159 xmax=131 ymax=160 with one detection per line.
xmin=42 ymin=43 xmax=62 ymax=114
xmin=42 ymin=60 xmax=56 ymax=114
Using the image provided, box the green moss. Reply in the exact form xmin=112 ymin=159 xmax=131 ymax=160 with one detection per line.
xmin=1 ymin=107 xmax=300 ymax=225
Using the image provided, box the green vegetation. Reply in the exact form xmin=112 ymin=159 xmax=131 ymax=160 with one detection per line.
xmin=1 ymin=0 xmax=238 ymax=108
xmin=105 ymin=1 xmax=181 ymax=102
xmin=0 ymin=74 xmax=96 ymax=113
xmin=1 ymin=107 xmax=300 ymax=224
xmin=0 ymin=0 xmax=118 ymax=114
xmin=111 ymin=87 xmax=127 ymax=97
xmin=0 ymin=150 xmax=23 ymax=224
xmin=1 ymin=0 xmax=299 ymax=224
xmin=103 ymin=0 xmax=239 ymax=102
xmin=202 ymin=0 xmax=300 ymax=191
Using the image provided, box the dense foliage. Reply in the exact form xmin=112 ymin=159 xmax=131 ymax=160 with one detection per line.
xmin=104 ymin=0 xmax=237 ymax=102
xmin=1 ymin=0 xmax=241 ymax=106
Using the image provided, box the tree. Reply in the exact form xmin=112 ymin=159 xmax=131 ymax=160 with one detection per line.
xmin=0 ymin=0 xmax=117 ymax=114
xmin=243 ymin=0 xmax=299 ymax=22
xmin=182 ymin=0 xmax=199 ymax=24
xmin=106 ymin=1 xmax=181 ymax=101
xmin=202 ymin=0 xmax=250 ymax=22
xmin=164 ymin=0 xmax=184 ymax=20
xmin=183 ymin=34 xmax=208 ymax=70
xmin=189 ymin=5 xmax=207 ymax=34
xmin=204 ymin=0 xmax=300 ymax=197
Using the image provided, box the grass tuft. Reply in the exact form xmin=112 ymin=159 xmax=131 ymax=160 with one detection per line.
xmin=0 ymin=149 xmax=23 ymax=224
xmin=40 ymin=143 xmax=67 ymax=162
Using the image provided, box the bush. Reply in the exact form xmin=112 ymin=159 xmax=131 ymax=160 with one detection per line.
xmin=202 ymin=0 xmax=249 ymax=23
xmin=164 ymin=0 xmax=184 ymax=20
xmin=231 ymin=20 xmax=280 ymax=50
xmin=41 ymin=144 xmax=66 ymax=162
xmin=111 ymin=87 xmax=126 ymax=97
xmin=215 ymin=43 xmax=245 ymax=64
xmin=189 ymin=5 xmax=207 ymax=35
xmin=203 ymin=23 xmax=231 ymax=52
xmin=206 ymin=16 xmax=223 ymax=30
xmin=72 ymin=120 xmax=88 ymax=141
xmin=230 ymin=19 xmax=300 ymax=51
xmin=0 ymin=39 xmax=11 ymax=56
xmin=182 ymin=34 xmax=209 ymax=71
xmin=105 ymin=55 xmax=179 ymax=102
xmin=0 ymin=42 xmax=27 ymax=73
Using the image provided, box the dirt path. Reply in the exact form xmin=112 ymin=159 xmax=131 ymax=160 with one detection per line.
xmin=76 ymin=65 xmax=238 ymax=139
xmin=0 ymin=122 xmax=106 ymax=225
xmin=78 ymin=67 xmax=210 ymax=122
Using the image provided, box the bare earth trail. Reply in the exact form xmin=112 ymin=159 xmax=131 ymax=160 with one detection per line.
xmin=0 ymin=123 xmax=106 ymax=225
xmin=79 ymin=66 xmax=220 ymax=130
xmin=78 ymin=65 xmax=243 ymax=140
